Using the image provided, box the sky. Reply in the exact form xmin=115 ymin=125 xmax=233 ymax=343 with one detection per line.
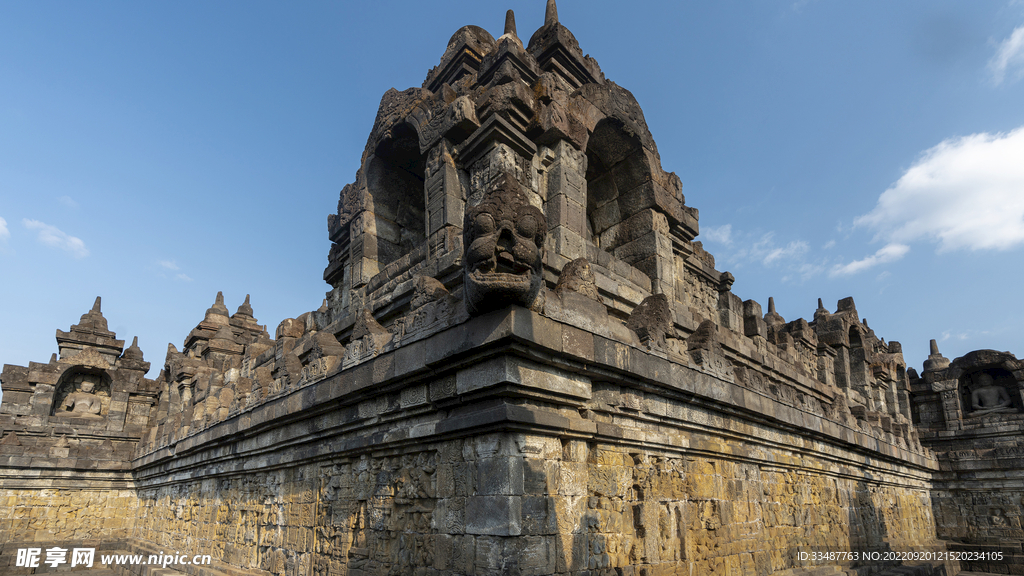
xmin=2 ymin=1 xmax=1024 ymax=400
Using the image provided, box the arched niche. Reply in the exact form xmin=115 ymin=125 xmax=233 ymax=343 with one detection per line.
xmin=960 ymin=368 xmax=1020 ymax=416
xmin=584 ymin=118 xmax=652 ymax=251
xmin=366 ymin=122 xmax=427 ymax=267
xmin=849 ymin=325 xmax=863 ymax=349
xmin=51 ymin=367 xmax=112 ymax=418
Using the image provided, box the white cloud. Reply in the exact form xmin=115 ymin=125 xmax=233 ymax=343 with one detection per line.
xmin=762 ymin=239 xmax=809 ymax=265
xmin=829 ymin=243 xmax=909 ymax=277
xmin=701 ymin=224 xmax=733 ymax=245
xmin=0 ymin=217 xmax=9 ymax=241
xmin=990 ymin=25 xmax=1024 ymax=85
xmin=22 ymin=219 xmax=89 ymax=258
xmin=747 ymin=233 xmax=809 ymax=266
xmin=715 ymin=229 xmax=824 ymax=282
xmin=176 ymin=273 xmax=193 ymax=282
xmin=159 ymin=260 xmax=180 ymax=271
xmin=854 ymin=126 xmax=1024 ymax=252
xmin=941 ymin=329 xmax=992 ymax=342
xmin=58 ymin=195 xmax=79 ymax=209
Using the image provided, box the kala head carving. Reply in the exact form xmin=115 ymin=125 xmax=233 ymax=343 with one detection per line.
xmin=463 ymin=172 xmax=546 ymax=314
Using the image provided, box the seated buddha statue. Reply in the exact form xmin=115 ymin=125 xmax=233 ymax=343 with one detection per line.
xmin=58 ymin=380 xmax=103 ymax=418
xmin=970 ymin=373 xmax=1015 ymax=416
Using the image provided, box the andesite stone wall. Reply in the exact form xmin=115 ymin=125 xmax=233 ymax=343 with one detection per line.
xmin=910 ymin=345 xmax=1024 ymax=573
xmin=2 ymin=2 xmax=1020 ymax=575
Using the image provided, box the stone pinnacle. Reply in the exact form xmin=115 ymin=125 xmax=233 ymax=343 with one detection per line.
xmin=92 ymin=296 xmax=102 ymax=313
xmin=545 ymin=0 xmax=558 ymax=26
xmin=235 ymin=294 xmax=254 ymax=318
xmin=208 ymin=291 xmax=230 ymax=317
xmin=930 ymin=339 xmax=940 ymax=355
xmin=505 ymin=9 xmax=517 ymax=37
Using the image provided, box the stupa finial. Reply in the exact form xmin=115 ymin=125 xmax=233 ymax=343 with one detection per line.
xmin=505 ymin=9 xmax=517 ymax=37
xmin=545 ymin=0 xmax=558 ymax=26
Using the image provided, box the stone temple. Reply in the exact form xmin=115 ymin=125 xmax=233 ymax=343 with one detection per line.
xmin=2 ymin=3 xmax=1023 ymax=575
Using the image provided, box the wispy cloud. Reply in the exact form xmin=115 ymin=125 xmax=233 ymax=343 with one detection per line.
xmin=22 ymin=219 xmax=88 ymax=258
xmin=155 ymin=259 xmax=192 ymax=281
xmin=734 ymin=232 xmax=809 ymax=267
xmin=791 ymin=0 xmax=819 ymax=13
xmin=701 ymin=224 xmax=733 ymax=246
xmin=990 ymin=25 xmax=1024 ymax=85
xmin=0 ymin=216 xmax=10 ymax=255
xmin=855 ymin=126 xmax=1024 ymax=252
xmin=829 ymin=243 xmax=909 ymax=277
xmin=760 ymin=237 xmax=809 ymax=265
xmin=58 ymin=195 xmax=79 ymax=209
xmin=711 ymin=228 xmax=824 ymax=282
xmin=941 ymin=328 xmax=992 ymax=342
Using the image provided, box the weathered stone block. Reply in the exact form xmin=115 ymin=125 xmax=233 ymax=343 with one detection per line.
xmin=465 ymin=496 xmax=521 ymax=536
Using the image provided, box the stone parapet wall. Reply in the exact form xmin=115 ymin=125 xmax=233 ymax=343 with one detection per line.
xmin=128 ymin=434 xmax=948 ymax=576
xmin=121 ymin=308 xmax=949 ymax=576
xmin=911 ymin=347 xmax=1024 ymax=574
xmin=0 ymin=486 xmax=138 ymax=544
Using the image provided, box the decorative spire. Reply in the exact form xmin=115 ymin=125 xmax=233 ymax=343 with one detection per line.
xmin=813 ymin=297 xmax=829 ymax=322
xmin=545 ymin=0 xmax=558 ymax=26
xmin=207 ymin=291 xmax=230 ymax=317
xmin=123 ymin=336 xmax=144 ymax=360
xmin=505 ymin=9 xmax=517 ymax=37
xmin=764 ymin=296 xmax=785 ymax=327
xmin=74 ymin=295 xmax=109 ymax=332
xmin=923 ymin=338 xmax=950 ymax=372
xmin=234 ymin=294 xmax=254 ymax=318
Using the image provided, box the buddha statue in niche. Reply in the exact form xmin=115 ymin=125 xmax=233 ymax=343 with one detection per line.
xmin=969 ymin=373 xmax=1015 ymax=416
xmin=57 ymin=378 xmax=104 ymax=418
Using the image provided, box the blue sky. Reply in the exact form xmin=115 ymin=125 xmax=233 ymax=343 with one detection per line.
xmin=2 ymin=1 xmax=1024 ymax=398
